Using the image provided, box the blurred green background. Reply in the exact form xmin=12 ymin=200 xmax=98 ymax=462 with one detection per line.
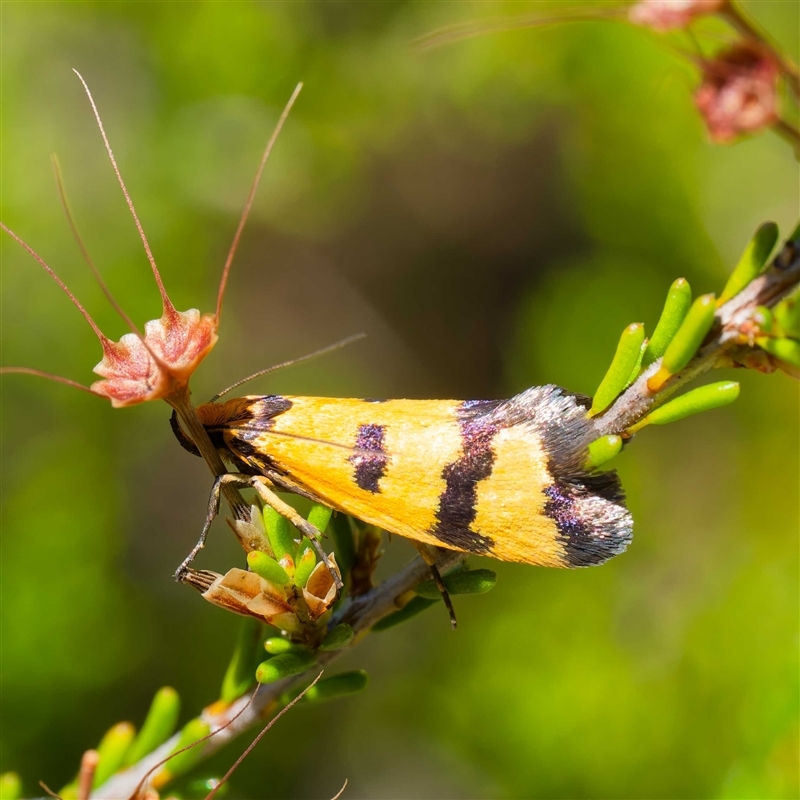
xmin=1 ymin=2 xmax=797 ymax=798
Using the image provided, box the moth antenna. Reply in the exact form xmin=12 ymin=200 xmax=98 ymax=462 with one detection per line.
xmin=215 ymin=82 xmax=304 ymax=326
xmin=331 ymin=779 xmax=349 ymax=800
xmin=260 ymin=427 xmax=374 ymax=456
xmin=211 ymin=332 xmax=366 ymax=401
xmin=72 ymin=69 xmax=177 ymax=319
xmin=205 ymin=672 xmax=323 ymax=800
xmin=0 ymin=367 xmax=98 ymax=396
xmin=1 ymin=222 xmax=112 ymax=346
xmin=51 ymin=154 xmax=144 ymax=339
xmin=51 ymin=154 xmax=172 ymax=379
xmin=413 ymin=7 xmax=621 ymax=50
xmin=126 ymin=685 xmax=262 ymax=800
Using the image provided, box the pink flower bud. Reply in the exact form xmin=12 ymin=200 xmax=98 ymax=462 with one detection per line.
xmin=694 ymin=43 xmax=780 ymax=143
xmin=629 ymin=0 xmax=724 ymax=31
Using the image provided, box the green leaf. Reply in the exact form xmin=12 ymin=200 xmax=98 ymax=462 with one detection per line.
xmin=264 ymin=637 xmax=312 ymax=656
xmin=629 ymin=381 xmax=740 ymax=432
xmin=307 ymin=503 xmax=333 ymax=535
xmin=247 ymin=549 xmax=291 ymax=586
xmin=320 ymin=623 xmax=355 ymax=651
xmin=186 ymin=776 xmax=229 ymax=798
xmin=124 ymin=686 xmax=181 ymax=766
xmin=650 ymin=293 xmax=716 ymax=390
xmin=415 ymin=568 xmax=497 ymax=599
xmin=584 ymin=435 xmax=623 ymax=470
xmin=757 ymin=337 xmax=800 ymax=368
xmin=773 ymin=288 xmax=800 ymax=339
xmin=719 ymin=222 xmax=779 ymax=304
xmin=263 ymin=505 xmax=298 ymax=562
xmin=256 ymin=652 xmax=316 ymax=683
xmin=372 ymin=596 xmax=438 ymax=631
xmin=329 ymin=512 xmax=356 ymax=580
xmin=93 ymin=722 xmax=136 ymax=788
xmin=159 ymin=719 xmax=211 ymax=781
xmin=220 ymin=618 xmax=263 ymax=704
xmin=304 ymin=670 xmax=368 ymax=703
xmin=294 ymin=545 xmax=317 ymax=588
xmin=0 ymin=773 xmax=22 ymax=800
xmin=642 ymin=278 xmax=692 ymax=368
xmin=590 ymin=323 xmax=646 ymax=415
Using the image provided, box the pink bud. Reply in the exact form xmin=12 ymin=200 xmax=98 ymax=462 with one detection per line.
xmin=694 ymin=43 xmax=780 ymax=143
xmin=629 ymin=0 xmax=724 ymax=31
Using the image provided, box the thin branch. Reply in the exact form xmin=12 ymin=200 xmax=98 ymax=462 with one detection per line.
xmin=94 ymin=550 xmax=463 ymax=799
xmin=594 ymin=237 xmax=800 ymax=437
xmin=720 ymin=1 xmax=800 ymax=97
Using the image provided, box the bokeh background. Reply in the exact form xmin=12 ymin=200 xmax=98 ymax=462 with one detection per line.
xmin=1 ymin=2 xmax=798 ymax=798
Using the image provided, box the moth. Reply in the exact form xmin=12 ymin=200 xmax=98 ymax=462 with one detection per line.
xmin=173 ymin=390 xmax=632 ymax=571
xmin=2 ymin=75 xmax=632 ymax=604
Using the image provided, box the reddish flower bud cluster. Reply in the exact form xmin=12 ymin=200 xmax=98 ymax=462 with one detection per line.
xmin=695 ymin=43 xmax=780 ymax=142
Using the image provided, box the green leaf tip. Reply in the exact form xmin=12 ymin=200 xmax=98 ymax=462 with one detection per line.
xmin=320 ymin=623 xmax=355 ymax=651
xmin=642 ymin=278 xmax=692 ymax=368
xmin=585 ymin=435 xmax=623 ymax=469
xmin=263 ymin=505 xmax=298 ymax=562
xmin=307 ymin=503 xmax=333 ymax=535
xmin=649 ymin=293 xmax=716 ymax=391
xmin=628 ymin=381 xmax=740 ymax=432
xmin=125 ymin=686 xmax=181 ymax=766
xmin=0 ymin=773 xmax=22 ymax=800
xmin=590 ymin=323 xmax=646 ymax=415
xmin=772 ymin=289 xmax=800 ymax=339
xmin=756 ymin=337 xmax=800 ymax=368
xmin=256 ymin=651 xmax=316 ymax=684
xmin=304 ymin=670 xmax=368 ymax=703
xmin=294 ymin=545 xmax=318 ymax=588
xmin=789 ymin=219 xmax=800 ymax=244
xmin=415 ymin=568 xmax=497 ymax=599
xmin=187 ymin=776 xmax=229 ymax=798
xmin=264 ymin=637 xmax=312 ymax=656
xmin=719 ymin=222 xmax=779 ymax=304
xmin=158 ymin=718 xmax=211 ymax=781
xmin=220 ymin=617 xmax=262 ymax=704
xmin=247 ymin=549 xmax=291 ymax=586
xmin=93 ymin=721 xmax=136 ymax=788
xmin=372 ymin=596 xmax=438 ymax=631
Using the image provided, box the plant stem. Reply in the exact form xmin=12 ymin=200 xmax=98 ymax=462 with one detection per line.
xmin=94 ymin=550 xmax=464 ymax=798
xmin=594 ymin=236 xmax=800 ymax=437
xmin=721 ymin=0 xmax=800 ymax=97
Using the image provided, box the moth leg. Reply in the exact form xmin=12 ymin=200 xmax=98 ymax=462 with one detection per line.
xmin=173 ymin=472 xmax=253 ymax=582
xmin=414 ymin=543 xmax=458 ymax=630
xmin=250 ymin=477 xmax=344 ymax=591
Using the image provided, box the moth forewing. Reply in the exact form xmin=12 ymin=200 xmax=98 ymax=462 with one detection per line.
xmin=185 ymin=385 xmax=633 ymax=570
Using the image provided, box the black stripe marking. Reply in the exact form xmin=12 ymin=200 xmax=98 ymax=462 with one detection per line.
xmin=430 ymin=400 xmax=499 ymax=553
xmin=349 ymin=423 xmax=388 ymax=493
xmin=543 ymin=474 xmax=631 ymax=566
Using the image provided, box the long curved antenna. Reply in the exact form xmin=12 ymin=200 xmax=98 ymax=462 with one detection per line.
xmin=128 ymin=684 xmax=262 ymax=800
xmin=0 ymin=367 xmax=98 ymax=395
xmin=72 ymin=69 xmax=176 ymax=318
xmin=1 ymin=222 xmax=111 ymax=346
xmin=205 ymin=672 xmax=324 ymax=800
xmin=51 ymin=155 xmax=143 ymax=339
xmin=171 ymin=408 xmax=372 ymax=457
xmin=412 ymin=7 xmax=621 ymax=50
xmin=215 ymin=82 xmax=304 ymax=326
xmin=211 ymin=332 xmax=366 ymax=402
